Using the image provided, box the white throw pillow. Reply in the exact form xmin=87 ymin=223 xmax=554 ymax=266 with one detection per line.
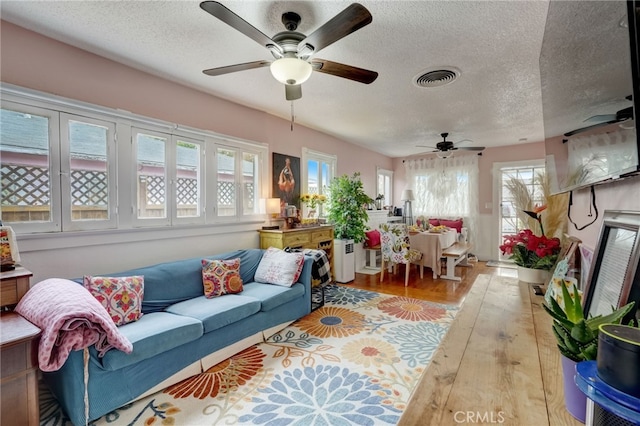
xmin=255 ymin=247 xmax=305 ymax=287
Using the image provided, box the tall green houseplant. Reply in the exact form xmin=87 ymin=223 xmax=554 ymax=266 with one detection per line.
xmin=326 ymin=172 xmax=370 ymax=242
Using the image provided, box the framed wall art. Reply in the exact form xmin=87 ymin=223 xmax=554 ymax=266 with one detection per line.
xmin=272 ymin=153 xmax=300 ymax=209
xmin=582 ymin=210 xmax=640 ymax=321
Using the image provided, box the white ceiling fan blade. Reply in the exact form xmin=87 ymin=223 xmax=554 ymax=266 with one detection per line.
xmin=455 ymin=139 xmax=473 ymax=147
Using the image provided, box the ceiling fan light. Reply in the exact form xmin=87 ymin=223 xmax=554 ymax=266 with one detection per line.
xmin=270 ymin=58 xmax=312 ymax=85
xmin=436 ymin=150 xmax=453 ymax=159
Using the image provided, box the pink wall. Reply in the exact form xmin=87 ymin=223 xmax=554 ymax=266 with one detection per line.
xmin=0 ymin=21 xmax=391 ymax=197
xmin=2 ymin=20 xmax=639 ymax=249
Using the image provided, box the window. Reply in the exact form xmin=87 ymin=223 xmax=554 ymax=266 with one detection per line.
xmin=405 ymin=155 xmax=479 ymax=244
xmin=61 ymin=113 xmax=117 ymax=231
xmin=174 ymin=135 xmax=204 ymax=223
xmin=1 ymin=86 xmax=267 ymax=234
xmin=214 ymin=146 xmax=262 ymax=219
xmin=498 ymin=162 xmax=546 ymax=259
xmin=376 ymin=167 xmax=393 ymax=207
xmin=134 ymin=128 xmax=169 ymax=226
xmin=1 ymin=103 xmax=60 ymax=233
xmin=302 ymin=148 xmax=336 ymax=217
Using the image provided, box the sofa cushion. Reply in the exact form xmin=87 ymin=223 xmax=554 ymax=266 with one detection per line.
xmin=83 ymin=276 xmax=144 ymax=326
xmin=201 ymin=258 xmax=244 ymax=298
xmin=364 ymin=229 xmax=381 ymax=248
xmin=166 ymin=295 xmax=261 ymax=334
xmin=440 ymin=218 xmax=463 ymax=233
xmin=428 ymin=218 xmax=440 ymax=227
xmin=100 ymin=312 xmax=203 ymax=371
xmin=255 ymin=247 xmax=304 ymax=287
xmin=240 ymin=281 xmax=305 ymax=312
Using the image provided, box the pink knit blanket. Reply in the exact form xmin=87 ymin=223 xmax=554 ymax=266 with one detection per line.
xmin=15 ymin=278 xmax=132 ymax=372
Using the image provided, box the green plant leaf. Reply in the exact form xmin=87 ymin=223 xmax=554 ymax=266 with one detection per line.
xmin=569 ymin=319 xmax=595 ymax=344
xmin=560 ymin=282 xmax=583 ymax=323
xmin=585 ymin=301 xmax=635 ymax=331
xmin=543 ymin=298 xmax=574 ymax=330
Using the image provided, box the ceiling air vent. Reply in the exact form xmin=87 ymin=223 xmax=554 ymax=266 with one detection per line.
xmin=414 ymin=67 xmax=460 ymax=88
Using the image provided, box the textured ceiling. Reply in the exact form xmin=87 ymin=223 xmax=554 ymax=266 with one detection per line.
xmin=0 ymin=1 xmax=624 ymax=158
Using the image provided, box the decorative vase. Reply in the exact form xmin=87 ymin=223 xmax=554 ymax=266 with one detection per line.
xmin=560 ymin=355 xmax=587 ymax=422
xmin=516 ymin=266 xmax=550 ymax=284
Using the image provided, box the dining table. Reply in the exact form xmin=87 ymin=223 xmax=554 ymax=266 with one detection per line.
xmin=408 ymin=229 xmax=458 ymax=278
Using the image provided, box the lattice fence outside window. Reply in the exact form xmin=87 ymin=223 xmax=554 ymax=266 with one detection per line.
xmin=177 ymin=177 xmax=198 ymax=206
xmin=1 ymin=164 xmax=50 ymax=206
xmin=70 ymin=170 xmax=108 ymax=206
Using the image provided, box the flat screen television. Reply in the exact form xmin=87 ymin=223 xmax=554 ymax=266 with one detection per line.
xmin=541 ymin=0 xmax=640 ymax=195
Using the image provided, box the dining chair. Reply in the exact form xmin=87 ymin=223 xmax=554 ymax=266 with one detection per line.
xmin=378 ymin=223 xmax=423 ymax=287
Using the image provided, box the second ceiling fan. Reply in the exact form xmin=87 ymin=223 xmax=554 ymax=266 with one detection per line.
xmin=199 ymin=1 xmax=379 ymax=101
xmin=417 ymin=133 xmax=485 ymax=158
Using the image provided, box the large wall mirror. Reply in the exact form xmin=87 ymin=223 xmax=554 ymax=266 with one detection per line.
xmin=583 ymin=210 xmax=640 ymax=321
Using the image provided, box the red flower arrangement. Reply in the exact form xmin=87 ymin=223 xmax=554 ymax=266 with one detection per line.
xmin=500 ymin=205 xmax=562 ymax=270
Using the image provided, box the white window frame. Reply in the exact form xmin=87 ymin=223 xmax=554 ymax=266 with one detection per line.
xmin=1 ymin=84 xmax=268 ymax=235
xmin=60 ymin=112 xmax=117 ymax=231
xmin=211 ymin=141 xmax=266 ymax=222
xmin=132 ymin=127 xmax=171 ymax=228
xmin=1 ymin=101 xmax=61 ymax=234
xmin=301 ymin=148 xmax=336 ymax=218
xmin=171 ymin=133 xmax=205 ymax=226
xmin=376 ymin=167 xmax=393 ymax=207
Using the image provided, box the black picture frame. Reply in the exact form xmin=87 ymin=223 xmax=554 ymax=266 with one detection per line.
xmin=272 ymin=153 xmax=300 ymax=209
xmin=583 ymin=210 xmax=640 ymax=321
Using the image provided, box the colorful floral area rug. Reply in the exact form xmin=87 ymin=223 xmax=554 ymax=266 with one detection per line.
xmin=41 ymin=285 xmax=459 ymax=426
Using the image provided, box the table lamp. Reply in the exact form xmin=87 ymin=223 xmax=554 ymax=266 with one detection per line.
xmin=263 ymin=198 xmax=282 ymax=229
xmin=401 ymin=189 xmax=414 ymax=226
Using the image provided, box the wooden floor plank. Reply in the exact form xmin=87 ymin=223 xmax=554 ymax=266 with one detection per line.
xmin=440 ymin=276 xmax=548 ymax=426
xmin=397 ymin=273 xmax=490 ymax=426
xmin=346 ymin=263 xmax=582 ymax=426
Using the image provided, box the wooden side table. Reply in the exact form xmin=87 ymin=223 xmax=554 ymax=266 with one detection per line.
xmin=1 ymin=312 xmax=40 ymax=426
xmin=1 ymin=267 xmax=40 ymax=426
xmin=1 ymin=267 xmax=33 ymax=309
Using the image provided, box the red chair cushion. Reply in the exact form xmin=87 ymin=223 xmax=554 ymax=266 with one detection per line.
xmin=365 ymin=229 xmax=381 ymax=248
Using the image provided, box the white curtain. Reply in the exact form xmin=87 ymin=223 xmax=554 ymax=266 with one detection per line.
xmin=568 ymin=128 xmax=638 ymax=182
xmin=404 ymin=155 xmax=479 ymax=245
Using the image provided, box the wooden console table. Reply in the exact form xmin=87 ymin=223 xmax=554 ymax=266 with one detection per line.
xmin=258 ymin=226 xmax=334 ymax=277
xmin=399 ymin=273 xmax=582 ymax=426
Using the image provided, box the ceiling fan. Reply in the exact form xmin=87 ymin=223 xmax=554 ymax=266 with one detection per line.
xmin=417 ymin=133 xmax=485 ymax=158
xmin=199 ymin=1 xmax=379 ymax=101
xmin=564 ymin=106 xmax=634 ymax=137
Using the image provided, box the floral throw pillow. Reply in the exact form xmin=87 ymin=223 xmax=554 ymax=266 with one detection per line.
xmin=201 ymin=258 xmax=244 ymax=298
xmin=83 ymin=275 xmax=144 ymax=326
xmin=255 ymin=247 xmax=305 ymax=287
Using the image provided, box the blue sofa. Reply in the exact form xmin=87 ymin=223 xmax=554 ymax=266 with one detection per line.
xmin=43 ymin=248 xmax=314 ymax=425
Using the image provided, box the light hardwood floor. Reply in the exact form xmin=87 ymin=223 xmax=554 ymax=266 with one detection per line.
xmin=339 ymin=261 xmax=583 ymax=426
xmin=345 ymin=259 xmax=482 ymax=305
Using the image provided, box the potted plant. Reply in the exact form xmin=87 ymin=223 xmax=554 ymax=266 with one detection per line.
xmin=326 ymin=172 xmax=370 ymax=282
xmin=499 ymin=205 xmax=562 ymax=283
xmin=543 ymin=280 xmax=635 ymax=421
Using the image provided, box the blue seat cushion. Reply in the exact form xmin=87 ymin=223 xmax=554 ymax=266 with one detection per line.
xmin=241 ymin=282 xmax=305 ymax=312
xmin=166 ymin=295 xmax=260 ymax=334
xmin=100 ymin=312 xmax=203 ymax=371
